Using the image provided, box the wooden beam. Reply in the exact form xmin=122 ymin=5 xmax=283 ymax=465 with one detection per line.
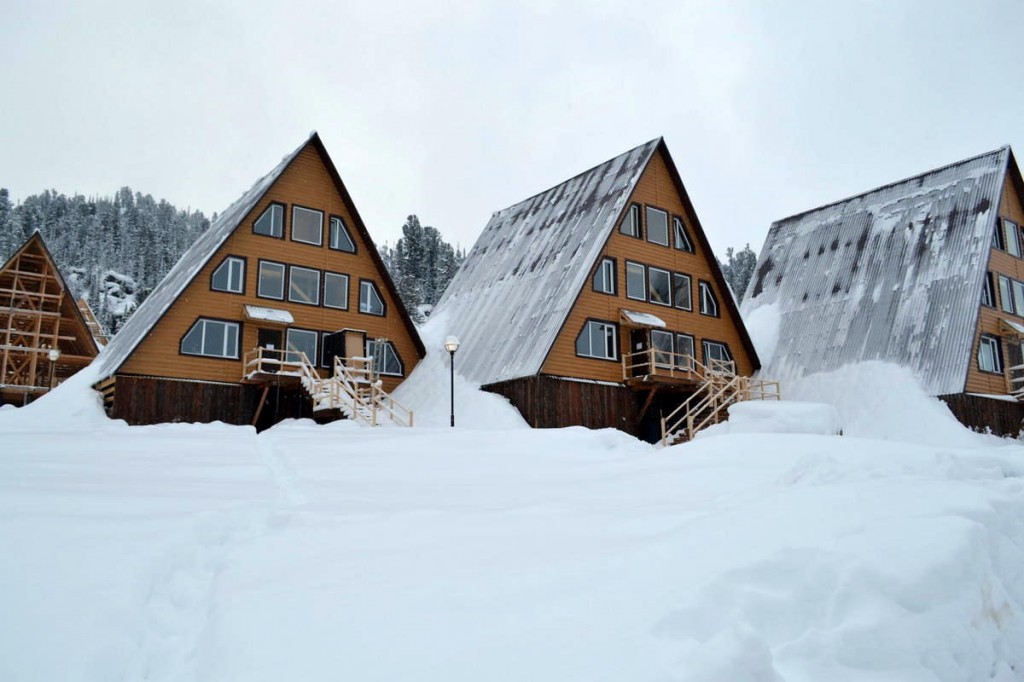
xmin=636 ymin=386 xmax=659 ymax=423
xmin=251 ymin=385 xmax=270 ymax=426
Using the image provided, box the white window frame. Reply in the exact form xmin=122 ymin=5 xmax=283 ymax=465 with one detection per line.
xmin=576 ymin=320 xmax=617 ymax=360
xmin=359 ymin=280 xmax=385 ymax=316
xmin=1006 ymin=219 xmax=1021 ymax=258
xmin=626 ymin=261 xmax=646 ymax=301
xmin=978 ymin=334 xmax=1002 ymax=374
xmin=291 ymin=206 xmax=324 ymax=246
xmin=593 ymin=257 xmax=615 ymax=294
xmin=673 ymin=273 xmax=692 ymax=311
xmin=211 ymin=256 xmax=245 ymax=294
xmin=1013 ymin=280 xmax=1024 ymax=316
xmin=329 ymin=216 xmax=356 ymax=252
xmin=646 ymin=207 xmax=669 ymax=246
xmin=674 ymin=216 xmax=694 ymax=253
xmin=651 ymin=329 xmax=673 ymax=368
xmin=999 ymin=275 xmax=1014 ymax=314
xmin=982 ymin=272 xmax=995 ymax=308
xmin=288 ymin=266 xmax=321 ymax=306
xmin=675 ymin=333 xmax=695 ymax=370
xmin=286 ymin=328 xmax=318 ymax=366
xmin=620 ymin=204 xmax=641 ymax=238
xmin=648 ymin=266 xmax=672 ymax=307
xmin=253 ymin=203 xmax=284 ymax=238
xmin=699 ymin=281 xmax=719 ymax=317
xmin=702 ymin=340 xmax=732 ymax=366
xmin=323 ymin=272 xmax=350 ymax=310
xmin=257 ymin=260 xmax=286 ymax=300
xmin=180 ymin=318 xmax=240 ymax=359
xmin=366 ymin=339 xmax=404 ymax=376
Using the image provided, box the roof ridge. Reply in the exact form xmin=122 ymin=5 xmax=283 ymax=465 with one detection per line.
xmin=773 ymin=145 xmax=1010 ymax=227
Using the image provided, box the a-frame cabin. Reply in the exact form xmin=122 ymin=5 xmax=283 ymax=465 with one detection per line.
xmin=743 ymin=146 xmax=1024 ymax=435
xmin=0 ymin=232 xmax=101 ymax=404
xmin=435 ymin=138 xmax=775 ymax=443
xmin=93 ymin=133 xmax=425 ymax=428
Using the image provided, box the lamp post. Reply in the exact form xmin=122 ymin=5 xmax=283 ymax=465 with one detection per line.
xmin=444 ymin=336 xmax=460 ymax=427
xmin=48 ymin=348 xmax=60 ymax=390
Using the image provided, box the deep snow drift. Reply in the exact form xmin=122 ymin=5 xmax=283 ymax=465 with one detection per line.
xmin=2 ymin=322 xmax=1023 ymax=680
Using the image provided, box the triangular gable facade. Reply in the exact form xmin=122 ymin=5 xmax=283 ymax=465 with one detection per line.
xmin=1 ymin=232 xmax=100 ymax=400
xmin=743 ymin=146 xmax=1013 ymax=396
xmin=436 ymin=138 xmax=759 ymax=388
xmin=94 ymin=133 xmax=424 ymax=397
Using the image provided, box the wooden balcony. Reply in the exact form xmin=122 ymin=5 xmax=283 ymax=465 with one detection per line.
xmin=622 ymin=349 xmax=734 ymax=389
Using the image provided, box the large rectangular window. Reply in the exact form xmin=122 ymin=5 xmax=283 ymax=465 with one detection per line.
xmin=575 ymin=320 xmax=617 ymax=360
xmin=323 ymin=272 xmax=349 ymax=309
xmin=675 ymin=333 xmax=695 ymax=370
xmin=288 ymin=266 xmax=321 ymax=306
xmin=651 ymin=329 xmax=673 ymax=368
xmin=626 ymin=261 xmax=646 ymax=301
xmin=673 ymin=273 xmax=692 ymax=311
xmin=593 ymin=257 xmax=616 ymax=295
xmin=211 ymin=256 xmax=245 ymax=294
xmin=978 ymin=334 xmax=1003 ymax=374
xmin=359 ymin=280 xmax=385 ymax=315
xmin=258 ymin=261 xmax=286 ymax=300
xmin=648 ymin=266 xmax=671 ymax=306
xmin=286 ymin=328 xmax=318 ymax=366
xmin=646 ymin=207 xmax=669 ymax=246
xmin=291 ymin=206 xmax=324 ymax=246
xmin=620 ymin=204 xmax=641 ymax=238
xmin=180 ymin=319 xmax=239 ymax=359
xmin=699 ymin=281 xmax=719 ymax=317
xmin=1006 ymin=219 xmax=1021 ymax=257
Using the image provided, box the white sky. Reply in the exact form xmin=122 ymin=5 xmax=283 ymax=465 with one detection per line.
xmin=2 ymin=1 xmax=1023 ymax=257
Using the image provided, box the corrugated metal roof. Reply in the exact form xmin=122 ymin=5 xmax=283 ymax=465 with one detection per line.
xmin=433 ymin=139 xmax=660 ymax=385
xmin=743 ymin=147 xmax=1010 ymax=395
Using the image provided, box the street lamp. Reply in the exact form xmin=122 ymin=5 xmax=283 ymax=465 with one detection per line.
xmin=444 ymin=336 xmax=460 ymax=427
xmin=48 ymin=348 xmax=61 ymax=389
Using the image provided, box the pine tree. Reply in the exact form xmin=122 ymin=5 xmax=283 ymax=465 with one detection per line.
xmin=720 ymin=244 xmax=759 ymax=302
xmin=379 ymin=215 xmax=465 ymax=322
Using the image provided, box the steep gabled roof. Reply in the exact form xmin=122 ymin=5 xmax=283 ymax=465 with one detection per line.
xmin=96 ymin=132 xmax=424 ymax=379
xmin=743 ymin=146 xmax=1011 ymax=395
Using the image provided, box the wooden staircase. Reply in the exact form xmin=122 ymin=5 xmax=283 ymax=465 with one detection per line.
xmin=243 ymin=347 xmax=414 ymax=427
xmin=660 ymin=359 xmax=780 ymax=446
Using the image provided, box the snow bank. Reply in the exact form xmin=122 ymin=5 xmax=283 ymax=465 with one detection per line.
xmin=741 ymin=301 xmax=780 ymax=367
xmin=0 ymin=362 xmax=115 ymax=431
xmin=392 ymin=311 xmax=528 ymax=429
xmin=698 ymin=400 xmax=841 ymax=438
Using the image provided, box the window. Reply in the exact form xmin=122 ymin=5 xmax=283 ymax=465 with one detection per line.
xmin=359 ymin=280 xmax=385 ymax=315
xmin=258 ymin=261 xmax=286 ymax=300
xmin=699 ymin=281 xmax=719 ymax=316
xmin=180 ymin=319 xmax=239 ymax=359
xmin=994 ymin=221 xmax=1006 ymax=250
xmin=626 ymin=261 xmax=646 ymax=301
xmin=646 ymin=207 xmax=669 ymax=246
xmin=286 ymin=328 xmax=318 ymax=365
xmin=648 ymin=267 xmax=671 ymax=306
xmin=620 ymin=204 xmax=641 ymax=238
xmin=254 ymin=203 xmax=284 ymax=238
xmin=1000 ymin=275 xmax=1013 ymax=313
xmin=675 ymin=333 xmax=695 ymax=370
xmin=593 ymin=257 xmax=616 ymax=295
xmin=703 ymin=340 xmax=732 ymax=366
xmin=651 ymin=330 xmax=673 ymax=368
xmin=288 ymin=266 xmax=320 ymax=305
xmin=291 ymin=206 xmax=323 ymax=246
xmin=982 ymin=272 xmax=995 ymax=308
xmin=1013 ymin=280 xmax=1024 ymax=316
xmin=323 ymin=272 xmax=349 ymax=309
xmin=366 ymin=339 xmax=403 ymax=376
xmin=978 ymin=334 xmax=1003 ymax=374
xmin=575 ymin=320 xmax=617 ymax=360
xmin=329 ymin=216 xmax=356 ymax=252
xmin=1006 ymin=219 xmax=1021 ymax=258
xmin=674 ymin=216 xmax=694 ymax=253
xmin=211 ymin=256 xmax=245 ymax=294
xmin=673 ymin=273 xmax=692 ymax=311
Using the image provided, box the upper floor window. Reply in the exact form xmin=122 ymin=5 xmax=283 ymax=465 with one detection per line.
xmin=648 ymin=266 xmax=671 ymax=306
xmin=646 ymin=207 xmax=669 ymax=246
xmin=982 ymin=272 xmax=995 ymax=308
xmin=593 ymin=257 xmax=616 ymax=295
xmin=673 ymin=273 xmax=692 ymax=311
xmin=329 ymin=216 xmax=356 ymax=252
xmin=289 ymin=266 xmax=321 ymax=306
xmin=576 ymin=320 xmax=617 ymax=360
xmin=253 ymin=203 xmax=284 ymax=238
xmin=291 ymin=206 xmax=323 ymax=246
xmin=366 ymin=339 xmax=404 ymax=376
xmin=994 ymin=220 xmax=1006 ymax=250
xmin=620 ymin=204 xmax=641 ymax=238
xmin=323 ymin=272 xmax=349 ymax=309
xmin=625 ymin=261 xmax=646 ymax=301
xmin=674 ymin=216 xmax=694 ymax=253
xmin=1006 ymin=219 xmax=1022 ymax=258
xmin=181 ymin=318 xmax=239 ymax=359
xmin=699 ymin=281 xmax=719 ymax=317
xmin=978 ymin=334 xmax=1003 ymax=374
xmin=257 ymin=260 xmax=285 ymax=300
xmin=211 ymin=256 xmax=245 ymax=294
xmin=359 ymin=280 xmax=385 ymax=315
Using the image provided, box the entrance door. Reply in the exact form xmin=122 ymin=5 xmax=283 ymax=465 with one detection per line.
xmin=345 ymin=330 xmax=366 ymax=364
xmin=258 ymin=328 xmax=283 ymax=372
xmin=630 ymin=329 xmax=649 ymax=377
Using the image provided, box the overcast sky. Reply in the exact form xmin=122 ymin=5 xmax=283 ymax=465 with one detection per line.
xmin=2 ymin=1 xmax=1023 ymax=257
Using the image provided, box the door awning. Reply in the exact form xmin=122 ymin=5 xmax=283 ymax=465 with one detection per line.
xmin=1000 ymin=318 xmax=1024 ymax=337
xmin=620 ymin=309 xmax=667 ymax=329
xmin=244 ymin=305 xmax=294 ymax=325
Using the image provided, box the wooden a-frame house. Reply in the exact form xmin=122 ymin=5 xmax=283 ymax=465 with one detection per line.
xmin=743 ymin=146 xmax=1024 ymax=435
xmin=434 ymin=138 xmax=777 ymax=443
xmin=93 ymin=133 xmax=425 ymax=428
xmin=0 ymin=232 xmax=102 ymax=404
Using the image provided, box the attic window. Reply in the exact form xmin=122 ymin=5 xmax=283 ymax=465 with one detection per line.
xmin=593 ymin=257 xmax=616 ymax=295
xmin=620 ymin=204 xmax=641 ymax=238
xmin=359 ymin=280 xmax=385 ymax=316
xmin=981 ymin=272 xmax=995 ymax=308
xmin=292 ymin=206 xmax=324 ymax=246
xmin=576 ymin=320 xmax=617 ymax=360
xmin=366 ymin=339 xmax=403 ymax=376
xmin=673 ymin=273 xmax=692 ymax=311
xmin=674 ymin=217 xmax=694 ymax=253
xmin=626 ymin=261 xmax=646 ymax=301
xmin=978 ymin=334 xmax=1003 ymax=374
xmin=211 ymin=256 xmax=245 ymax=294
xmin=330 ymin=216 xmax=356 ymax=253
xmin=1006 ymin=219 xmax=1022 ymax=258
xmin=646 ymin=207 xmax=669 ymax=246
xmin=181 ymin=318 xmax=239 ymax=359
xmin=254 ymin=203 xmax=284 ymax=238
xmin=699 ymin=281 xmax=719 ymax=317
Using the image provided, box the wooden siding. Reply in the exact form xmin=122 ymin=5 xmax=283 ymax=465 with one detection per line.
xmin=967 ymin=174 xmax=1024 ymax=395
xmin=542 ymin=148 xmax=756 ymax=382
xmin=484 ymin=375 xmax=640 ymax=434
xmin=116 ymin=145 xmax=420 ymax=393
xmin=938 ymin=393 xmax=1024 ymax=437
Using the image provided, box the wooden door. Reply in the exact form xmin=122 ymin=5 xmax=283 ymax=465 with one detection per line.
xmin=630 ymin=329 xmax=649 ymax=377
xmin=258 ymin=329 xmax=283 ymax=372
xmin=345 ymin=330 xmax=365 ymax=361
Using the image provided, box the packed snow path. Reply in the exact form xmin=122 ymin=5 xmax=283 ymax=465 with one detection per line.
xmin=2 ymin=416 xmax=1023 ymax=681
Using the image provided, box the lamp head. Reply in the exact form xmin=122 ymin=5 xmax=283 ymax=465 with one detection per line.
xmin=48 ymin=349 xmax=61 ymax=362
xmin=444 ymin=336 xmax=460 ymax=354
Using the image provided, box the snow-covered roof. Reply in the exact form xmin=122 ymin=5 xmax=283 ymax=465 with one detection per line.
xmin=433 ymin=139 xmax=660 ymax=385
xmin=244 ymin=306 xmax=294 ymax=324
xmin=743 ymin=146 xmax=1014 ymax=395
xmin=620 ymin=309 xmax=666 ymax=328
xmin=1001 ymin=318 xmax=1024 ymax=337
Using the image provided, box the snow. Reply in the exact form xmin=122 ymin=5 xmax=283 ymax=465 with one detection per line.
xmin=698 ymin=400 xmax=840 ymax=438
xmin=621 ymin=309 xmax=667 ymax=328
xmin=2 ymin=357 xmax=1024 ymax=680
xmin=1002 ymin=318 xmax=1024 ymax=336
xmin=243 ymin=305 xmax=294 ymax=324
xmin=741 ymin=301 xmax=780 ymax=367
